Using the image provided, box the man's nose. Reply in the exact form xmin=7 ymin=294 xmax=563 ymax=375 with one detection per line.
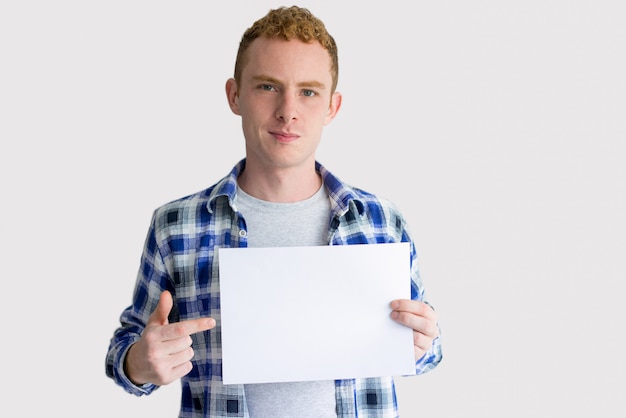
xmin=276 ymin=94 xmax=297 ymax=122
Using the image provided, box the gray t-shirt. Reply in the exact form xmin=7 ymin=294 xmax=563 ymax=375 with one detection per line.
xmin=234 ymin=184 xmax=336 ymax=417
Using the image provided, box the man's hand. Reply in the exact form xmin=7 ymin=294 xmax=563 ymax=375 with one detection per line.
xmin=125 ymin=290 xmax=216 ymax=386
xmin=390 ymin=299 xmax=439 ymax=361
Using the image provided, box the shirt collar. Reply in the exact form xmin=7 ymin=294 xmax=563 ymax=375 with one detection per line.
xmin=206 ymin=159 xmax=366 ymax=217
xmin=205 ymin=159 xmax=244 ymax=214
xmin=317 ymin=161 xmax=366 ymax=218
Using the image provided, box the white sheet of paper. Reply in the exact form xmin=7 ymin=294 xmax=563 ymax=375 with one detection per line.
xmin=218 ymin=242 xmax=416 ymax=385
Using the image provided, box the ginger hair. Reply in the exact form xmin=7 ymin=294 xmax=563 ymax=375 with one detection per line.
xmin=233 ymin=6 xmax=339 ymax=93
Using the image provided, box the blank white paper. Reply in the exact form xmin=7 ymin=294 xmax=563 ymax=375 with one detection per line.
xmin=218 ymin=242 xmax=416 ymax=385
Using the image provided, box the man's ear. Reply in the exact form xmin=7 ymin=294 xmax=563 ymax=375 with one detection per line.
xmin=324 ymin=91 xmax=342 ymax=125
xmin=225 ymin=78 xmax=241 ymax=115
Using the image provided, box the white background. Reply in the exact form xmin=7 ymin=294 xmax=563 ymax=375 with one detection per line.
xmin=1 ymin=1 xmax=624 ymax=417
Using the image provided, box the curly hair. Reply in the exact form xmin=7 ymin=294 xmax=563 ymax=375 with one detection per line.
xmin=233 ymin=6 xmax=339 ymax=93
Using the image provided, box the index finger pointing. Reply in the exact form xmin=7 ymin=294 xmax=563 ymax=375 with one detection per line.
xmin=162 ymin=317 xmax=216 ymax=341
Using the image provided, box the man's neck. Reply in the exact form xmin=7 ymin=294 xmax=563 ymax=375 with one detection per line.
xmin=237 ymin=162 xmax=321 ymax=203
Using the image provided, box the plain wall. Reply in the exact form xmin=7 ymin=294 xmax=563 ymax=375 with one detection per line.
xmin=1 ymin=1 xmax=624 ymax=416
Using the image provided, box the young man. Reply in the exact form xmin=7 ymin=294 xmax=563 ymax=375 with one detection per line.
xmin=106 ymin=6 xmax=442 ymax=417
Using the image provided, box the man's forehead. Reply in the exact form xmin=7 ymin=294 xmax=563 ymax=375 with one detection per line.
xmin=241 ymin=37 xmax=332 ymax=82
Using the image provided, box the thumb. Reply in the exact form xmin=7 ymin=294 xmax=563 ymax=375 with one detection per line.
xmin=147 ymin=290 xmax=173 ymax=326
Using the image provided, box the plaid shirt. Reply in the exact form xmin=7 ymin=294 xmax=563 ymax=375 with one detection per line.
xmin=106 ymin=159 xmax=442 ymax=417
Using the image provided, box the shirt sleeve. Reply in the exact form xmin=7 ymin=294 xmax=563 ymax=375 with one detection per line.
xmin=406 ymin=220 xmax=444 ymax=374
xmin=104 ymin=211 xmax=172 ymax=396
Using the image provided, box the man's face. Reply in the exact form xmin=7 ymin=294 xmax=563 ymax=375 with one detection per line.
xmin=227 ymin=37 xmax=341 ymax=171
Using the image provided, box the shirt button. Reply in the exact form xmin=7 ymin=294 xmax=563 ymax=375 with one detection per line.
xmin=239 ymin=230 xmax=247 ymax=238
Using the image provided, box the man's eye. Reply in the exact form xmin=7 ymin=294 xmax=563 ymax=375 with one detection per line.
xmin=302 ymin=90 xmax=316 ymax=97
xmin=261 ymin=84 xmax=275 ymax=91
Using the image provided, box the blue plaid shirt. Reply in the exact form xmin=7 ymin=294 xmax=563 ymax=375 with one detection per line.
xmin=106 ymin=159 xmax=442 ymax=417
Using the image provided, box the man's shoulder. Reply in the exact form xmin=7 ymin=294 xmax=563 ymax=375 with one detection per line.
xmin=344 ymin=184 xmax=401 ymax=213
xmin=150 ymin=178 xmax=231 ymax=228
xmin=151 ymin=161 xmax=242 ymax=218
xmin=155 ymin=186 xmax=214 ymax=213
xmin=319 ymin=164 xmax=402 ymax=219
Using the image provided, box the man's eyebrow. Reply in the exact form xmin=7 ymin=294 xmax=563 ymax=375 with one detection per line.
xmin=252 ymin=75 xmax=326 ymax=90
xmin=298 ymin=80 xmax=326 ymax=90
xmin=252 ymin=75 xmax=280 ymax=84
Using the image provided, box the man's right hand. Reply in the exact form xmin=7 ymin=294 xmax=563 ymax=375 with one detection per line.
xmin=124 ymin=290 xmax=216 ymax=386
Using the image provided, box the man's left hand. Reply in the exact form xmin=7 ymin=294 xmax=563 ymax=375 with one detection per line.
xmin=390 ymin=299 xmax=439 ymax=361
